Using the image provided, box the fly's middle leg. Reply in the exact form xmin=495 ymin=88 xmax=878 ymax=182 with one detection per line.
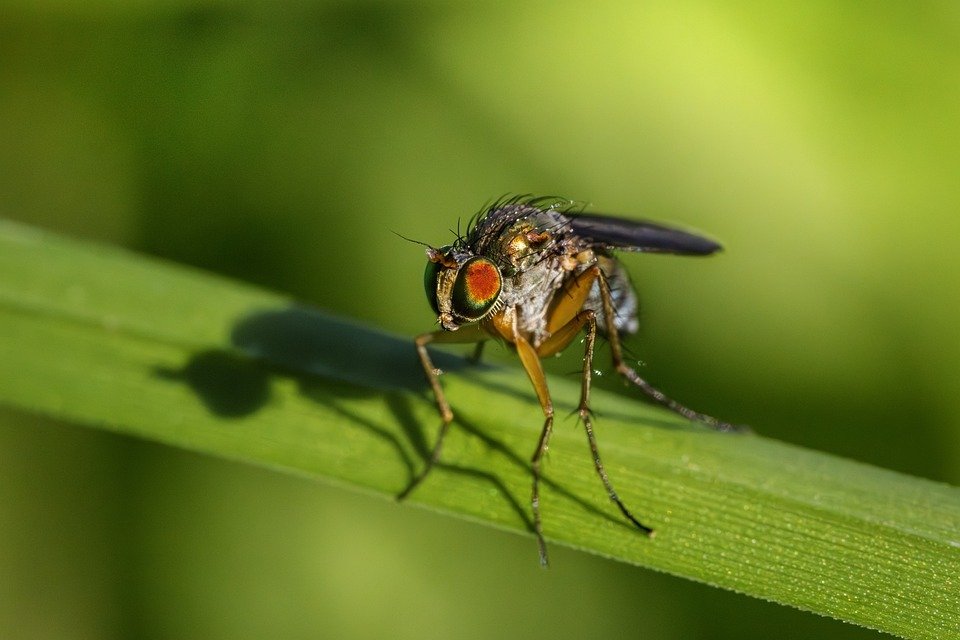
xmin=578 ymin=309 xmax=654 ymax=535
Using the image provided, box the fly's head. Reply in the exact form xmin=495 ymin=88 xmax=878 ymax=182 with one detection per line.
xmin=424 ymin=245 xmax=503 ymax=331
xmin=421 ymin=197 xmax=581 ymax=331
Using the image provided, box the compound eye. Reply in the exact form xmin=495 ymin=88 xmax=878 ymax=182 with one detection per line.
xmin=423 ymin=259 xmax=443 ymax=315
xmin=452 ymin=257 xmax=502 ymax=321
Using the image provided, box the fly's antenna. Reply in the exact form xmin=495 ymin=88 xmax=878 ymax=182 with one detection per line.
xmin=391 ymin=230 xmax=435 ymax=250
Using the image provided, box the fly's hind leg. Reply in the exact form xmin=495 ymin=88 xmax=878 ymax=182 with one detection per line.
xmin=576 ymin=308 xmax=654 ymax=535
xmin=399 ymin=324 xmax=488 ymax=500
xmin=595 ymin=271 xmax=743 ymax=432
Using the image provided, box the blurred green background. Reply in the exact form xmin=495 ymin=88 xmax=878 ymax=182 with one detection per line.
xmin=2 ymin=1 xmax=959 ymax=638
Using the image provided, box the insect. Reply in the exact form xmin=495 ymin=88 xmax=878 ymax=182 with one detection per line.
xmin=401 ymin=195 xmax=738 ymax=565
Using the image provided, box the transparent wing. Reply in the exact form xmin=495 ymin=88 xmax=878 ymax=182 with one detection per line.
xmin=568 ymin=213 xmax=722 ymax=255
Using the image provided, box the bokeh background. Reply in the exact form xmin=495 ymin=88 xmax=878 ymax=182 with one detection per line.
xmin=2 ymin=2 xmax=959 ymax=638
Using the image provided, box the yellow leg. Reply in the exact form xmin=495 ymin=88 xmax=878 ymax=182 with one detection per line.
xmin=545 ymin=266 xmax=600 ymax=335
xmin=399 ymin=324 xmax=489 ymax=500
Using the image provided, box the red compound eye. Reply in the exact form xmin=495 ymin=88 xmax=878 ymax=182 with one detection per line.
xmin=452 ymin=257 xmax=502 ymax=321
xmin=464 ymin=260 xmax=500 ymax=302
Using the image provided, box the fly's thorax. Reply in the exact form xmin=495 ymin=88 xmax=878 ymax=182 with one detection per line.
xmin=471 ymin=207 xmax=578 ymax=274
xmin=494 ymin=248 xmax=594 ymax=346
xmin=497 ymin=223 xmax=555 ymax=273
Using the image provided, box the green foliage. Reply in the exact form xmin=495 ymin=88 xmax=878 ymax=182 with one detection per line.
xmin=1 ymin=220 xmax=957 ymax=640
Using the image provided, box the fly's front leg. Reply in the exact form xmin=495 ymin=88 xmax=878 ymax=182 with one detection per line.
xmin=399 ymin=325 xmax=488 ymax=500
xmin=577 ymin=309 xmax=654 ymax=536
xmin=596 ymin=271 xmax=742 ymax=432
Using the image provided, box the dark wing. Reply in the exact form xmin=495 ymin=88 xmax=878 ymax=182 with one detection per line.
xmin=568 ymin=213 xmax=722 ymax=255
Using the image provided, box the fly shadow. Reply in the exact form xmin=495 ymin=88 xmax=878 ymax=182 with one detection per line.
xmin=157 ymin=305 xmax=636 ymax=533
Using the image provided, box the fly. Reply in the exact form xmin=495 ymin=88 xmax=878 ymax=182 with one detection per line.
xmin=400 ymin=195 xmax=740 ymax=566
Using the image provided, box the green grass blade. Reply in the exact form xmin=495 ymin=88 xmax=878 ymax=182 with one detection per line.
xmin=0 ymin=219 xmax=957 ymax=639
